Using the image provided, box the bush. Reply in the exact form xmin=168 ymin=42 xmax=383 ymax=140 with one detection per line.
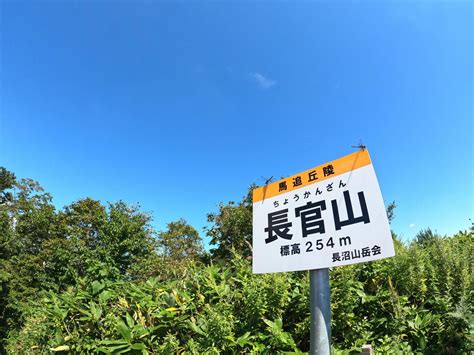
xmin=7 ymin=230 xmax=473 ymax=353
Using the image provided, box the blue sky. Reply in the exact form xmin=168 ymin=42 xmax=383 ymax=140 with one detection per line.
xmin=1 ymin=1 xmax=472 ymax=245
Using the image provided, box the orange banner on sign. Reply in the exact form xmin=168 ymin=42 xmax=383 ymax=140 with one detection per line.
xmin=253 ymin=150 xmax=372 ymax=203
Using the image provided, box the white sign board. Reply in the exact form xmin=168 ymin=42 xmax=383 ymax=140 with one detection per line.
xmin=252 ymin=150 xmax=395 ymax=274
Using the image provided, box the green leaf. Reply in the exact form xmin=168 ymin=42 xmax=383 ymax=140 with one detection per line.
xmin=188 ymin=320 xmax=206 ymax=336
xmin=90 ymin=302 xmax=102 ymax=321
xmin=100 ymin=340 xmax=129 ymax=345
xmin=130 ymin=343 xmax=147 ymax=350
xmin=96 ymin=347 xmax=111 ymax=353
xmin=50 ymin=345 xmax=70 ymax=352
xmin=99 ymin=290 xmax=114 ymax=303
xmin=92 ymin=280 xmax=105 ymax=295
xmin=236 ymin=332 xmax=251 ymax=347
xmin=126 ymin=313 xmax=135 ymax=328
xmin=101 ymin=344 xmax=130 ymax=353
xmin=117 ymin=320 xmax=132 ymax=343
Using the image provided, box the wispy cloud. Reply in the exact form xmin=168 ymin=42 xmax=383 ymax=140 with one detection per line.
xmin=250 ymin=72 xmax=276 ymax=90
xmin=409 ymin=223 xmax=416 ymax=228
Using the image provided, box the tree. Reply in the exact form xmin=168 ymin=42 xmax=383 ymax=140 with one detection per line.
xmin=0 ymin=170 xmax=56 ymax=349
xmin=52 ymin=198 xmax=157 ymax=279
xmin=0 ymin=167 xmax=15 ymax=204
xmin=415 ymin=228 xmax=441 ymax=246
xmin=0 ymin=167 xmax=158 ymax=348
xmin=158 ymin=219 xmax=203 ymax=261
xmin=386 ymin=201 xmax=396 ymax=224
xmin=128 ymin=219 xmax=203 ymax=281
xmin=206 ymin=185 xmax=256 ymax=259
xmin=0 ymin=168 xmax=16 ymax=348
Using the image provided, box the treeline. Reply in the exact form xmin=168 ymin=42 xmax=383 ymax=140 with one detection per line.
xmin=0 ymin=167 xmax=472 ymax=353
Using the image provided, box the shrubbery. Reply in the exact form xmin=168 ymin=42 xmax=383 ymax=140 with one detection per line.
xmin=1 ymin=167 xmax=472 ymax=353
xmin=6 ymin=232 xmax=473 ymax=354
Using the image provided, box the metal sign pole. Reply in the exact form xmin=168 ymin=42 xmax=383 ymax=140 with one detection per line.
xmin=309 ymin=268 xmax=331 ymax=355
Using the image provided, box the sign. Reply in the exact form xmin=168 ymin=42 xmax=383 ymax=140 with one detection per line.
xmin=252 ymin=150 xmax=395 ymax=274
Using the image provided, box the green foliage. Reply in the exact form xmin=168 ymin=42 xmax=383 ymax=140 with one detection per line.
xmin=385 ymin=201 xmax=396 ymax=224
xmin=7 ymin=231 xmax=473 ymax=353
xmin=158 ymin=219 xmax=203 ymax=261
xmin=6 ymin=257 xmax=303 ymax=353
xmin=328 ymin=232 xmax=473 ymax=354
xmin=0 ymin=167 xmax=16 ymax=204
xmin=0 ymin=168 xmax=157 ymax=351
xmin=53 ymin=198 xmax=156 ymax=276
xmin=206 ymin=185 xmax=255 ymax=259
xmin=127 ymin=219 xmax=205 ymax=282
xmin=2 ymin=167 xmax=473 ymax=353
xmin=0 ymin=175 xmax=57 ymax=348
xmin=415 ymin=227 xmax=441 ymax=246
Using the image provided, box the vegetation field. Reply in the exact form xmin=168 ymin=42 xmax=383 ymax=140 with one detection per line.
xmin=0 ymin=167 xmax=472 ymax=353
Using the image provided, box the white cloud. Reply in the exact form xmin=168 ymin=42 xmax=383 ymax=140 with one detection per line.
xmin=251 ymin=72 xmax=276 ymax=90
xmin=409 ymin=223 xmax=416 ymax=228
